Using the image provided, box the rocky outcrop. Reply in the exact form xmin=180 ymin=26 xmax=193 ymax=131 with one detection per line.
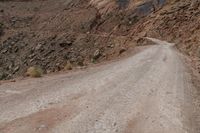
xmin=134 ymin=0 xmax=200 ymax=73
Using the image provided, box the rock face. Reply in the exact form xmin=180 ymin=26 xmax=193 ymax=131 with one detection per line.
xmin=134 ymin=0 xmax=200 ymax=73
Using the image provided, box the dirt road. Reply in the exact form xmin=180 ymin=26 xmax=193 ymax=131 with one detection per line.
xmin=0 ymin=39 xmax=199 ymax=133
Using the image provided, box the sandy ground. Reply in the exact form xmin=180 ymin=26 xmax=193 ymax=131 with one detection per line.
xmin=0 ymin=39 xmax=199 ymax=133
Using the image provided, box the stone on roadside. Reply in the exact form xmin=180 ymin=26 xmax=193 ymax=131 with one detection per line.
xmin=93 ymin=49 xmax=101 ymax=60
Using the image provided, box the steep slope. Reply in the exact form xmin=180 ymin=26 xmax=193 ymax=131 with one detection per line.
xmin=0 ymin=0 xmax=163 ymax=80
xmin=0 ymin=0 xmax=126 ymax=79
xmin=133 ymin=0 xmax=200 ymax=73
xmin=0 ymin=0 xmax=199 ymax=80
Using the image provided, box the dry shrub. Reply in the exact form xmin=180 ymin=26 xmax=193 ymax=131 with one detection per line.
xmin=26 ymin=66 xmax=43 ymax=77
xmin=64 ymin=62 xmax=72 ymax=70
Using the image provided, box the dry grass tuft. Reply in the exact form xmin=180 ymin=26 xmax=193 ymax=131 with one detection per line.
xmin=64 ymin=62 xmax=73 ymax=70
xmin=26 ymin=66 xmax=43 ymax=77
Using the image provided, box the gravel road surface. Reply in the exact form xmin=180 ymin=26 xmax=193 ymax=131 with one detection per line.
xmin=0 ymin=39 xmax=199 ymax=133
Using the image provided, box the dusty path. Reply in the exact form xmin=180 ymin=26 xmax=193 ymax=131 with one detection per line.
xmin=0 ymin=39 xmax=199 ymax=133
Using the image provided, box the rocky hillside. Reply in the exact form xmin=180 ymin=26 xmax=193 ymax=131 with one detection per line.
xmin=0 ymin=0 xmax=199 ymax=80
xmin=133 ymin=0 xmax=200 ymax=72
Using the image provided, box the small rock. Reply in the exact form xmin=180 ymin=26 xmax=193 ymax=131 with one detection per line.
xmin=107 ymin=44 xmax=115 ymax=48
xmin=1 ymin=49 xmax=8 ymax=54
xmin=11 ymin=41 xmax=15 ymax=45
xmin=59 ymin=41 xmax=72 ymax=47
xmin=8 ymin=63 xmax=14 ymax=69
xmin=46 ymin=69 xmax=52 ymax=74
xmin=36 ymin=124 xmax=47 ymax=131
xmin=28 ymin=54 xmax=35 ymax=59
xmin=14 ymin=47 xmax=18 ymax=52
xmin=35 ymin=43 xmax=43 ymax=51
xmin=13 ymin=66 xmax=20 ymax=73
xmin=7 ymin=74 xmax=12 ymax=79
xmin=56 ymin=63 xmax=60 ymax=66
xmin=93 ymin=49 xmax=101 ymax=60
xmin=30 ymin=58 xmax=34 ymax=63
xmin=77 ymin=56 xmax=84 ymax=66
xmin=136 ymin=37 xmax=145 ymax=45
xmin=41 ymin=58 xmax=45 ymax=61
xmin=119 ymin=48 xmax=126 ymax=54
xmin=70 ymin=57 xmax=77 ymax=63
xmin=50 ymin=35 xmax=57 ymax=40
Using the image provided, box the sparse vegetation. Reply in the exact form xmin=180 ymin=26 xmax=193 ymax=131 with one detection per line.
xmin=64 ymin=62 xmax=73 ymax=70
xmin=26 ymin=66 xmax=43 ymax=78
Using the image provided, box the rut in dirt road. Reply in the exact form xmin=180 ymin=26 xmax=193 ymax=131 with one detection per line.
xmin=0 ymin=39 xmax=199 ymax=133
